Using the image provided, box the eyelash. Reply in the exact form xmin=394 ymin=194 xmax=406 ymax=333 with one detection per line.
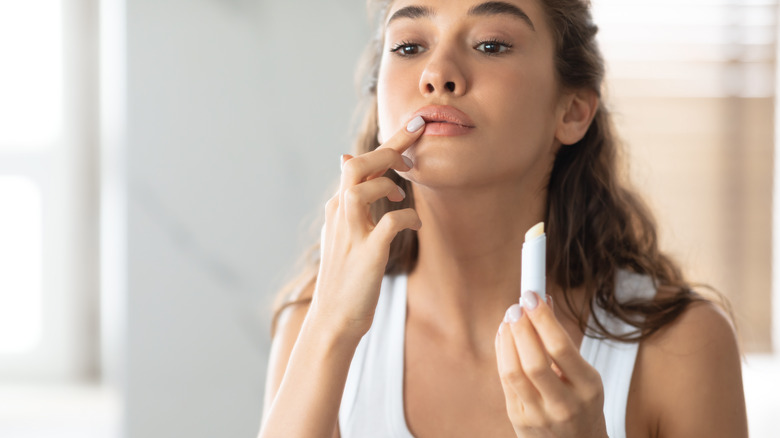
xmin=389 ymin=38 xmax=514 ymax=57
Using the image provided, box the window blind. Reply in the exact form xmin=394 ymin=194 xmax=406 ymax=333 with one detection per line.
xmin=591 ymin=0 xmax=777 ymax=351
xmin=592 ymin=0 xmax=777 ymax=97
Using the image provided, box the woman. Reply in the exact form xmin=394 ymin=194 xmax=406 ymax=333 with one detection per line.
xmin=260 ymin=0 xmax=749 ymax=437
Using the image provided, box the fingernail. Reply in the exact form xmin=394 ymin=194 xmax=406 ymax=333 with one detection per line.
xmin=406 ymin=116 xmax=425 ymax=132
xmin=504 ymin=303 xmax=522 ymax=323
xmin=546 ymin=294 xmax=553 ymax=308
xmin=402 ymin=155 xmax=414 ymax=169
xmin=397 ymin=186 xmax=406 ymax=199
xmin=521 ymin=290 xmax=539 ymax=310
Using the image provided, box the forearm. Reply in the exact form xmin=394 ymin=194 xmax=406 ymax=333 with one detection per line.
xmin=259 ymin=311 xmax=361 ymax=438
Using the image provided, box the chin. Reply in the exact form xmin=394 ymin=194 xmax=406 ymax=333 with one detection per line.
xmin=399 ymin=150 xmax=490 ymax=190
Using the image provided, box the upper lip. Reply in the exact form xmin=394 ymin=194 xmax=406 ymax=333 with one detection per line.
xmin=413 ymin=105 xmax=475 ymax=128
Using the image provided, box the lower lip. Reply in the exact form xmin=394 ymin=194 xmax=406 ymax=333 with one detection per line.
xmin=423 ymin=122 xmax=474 ymax=136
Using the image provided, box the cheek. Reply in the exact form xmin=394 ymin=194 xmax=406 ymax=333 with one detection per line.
xmin=377 ymin=60 xmax=417 ymax=136
xmin=481 ymin=67 xmax=559 ymax=138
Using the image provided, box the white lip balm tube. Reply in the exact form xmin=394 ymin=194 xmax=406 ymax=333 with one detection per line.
xmin=521 ymin=222 xmax=546 ymax=301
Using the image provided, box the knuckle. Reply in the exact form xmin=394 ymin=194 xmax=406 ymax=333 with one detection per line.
xmin=325 ymin=195 xmax=338 ymax=211
xmin=549 ymin=341 xmax=570 ymax=359
xmin=341 ymin=157 xmax=362 ymax=177
xmin=373 ymin=176 xmax=392 ymax=190
xmin=506 ymin=408 xmax=524 ymax=426
xmin=381 ymin=212 xmax=400 ymax=228
xmin=499 ymin=368 xmax=524 ymax=385
xmin=524 ymin=362 xmax=549 ymax=380
xmin=587 ymin=391 xmax=603 ymax=406
xmin=549 ymin=403 xmax=576 ymax=423
xmin=344 ymin=186 xmax=361 ymax=203
xmin=585 ymin=366 xmax=603 ymax=387
xmin=521 ymin=411 xmax=550 ymax=429
xmin=584 ymin=383 xmax=604 ymax=404
xmin=538 ymin=418 xmax=554 ymax=429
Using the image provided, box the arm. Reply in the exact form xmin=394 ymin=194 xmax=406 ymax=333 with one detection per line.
xmin=259 ymin=117 xmax=427 ymax=438
xmin=632 ymin=301 xmax=748 ymax=438
xmin=259 ymin=283 xmax=348 ymax=438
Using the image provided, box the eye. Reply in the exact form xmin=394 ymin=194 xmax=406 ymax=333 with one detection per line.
xmin=474 ymin=39 xmax=512 ymax=55
xmin=390 ymin=41 xmax=426 ymax=57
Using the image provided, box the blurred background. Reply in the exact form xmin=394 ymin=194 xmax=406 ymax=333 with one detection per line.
xmin=0 ymin=0 xmax=777 ymax=436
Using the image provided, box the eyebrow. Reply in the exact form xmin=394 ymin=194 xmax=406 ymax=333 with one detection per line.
xmin=386 ymin=1 xmax=536 ymax=32
xmin=468 ymin=1 xmax=535 ymax=31
xmin=387 ymin=5 xmax=433 ymax=24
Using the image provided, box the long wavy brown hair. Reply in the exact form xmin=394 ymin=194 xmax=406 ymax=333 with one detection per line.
xmin=271 ymin=0 xmax=720 ymax=341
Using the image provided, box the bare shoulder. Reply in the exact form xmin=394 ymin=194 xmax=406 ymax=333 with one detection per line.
xmin=631 ymin=297 xmax=748 ymax=438
xmin=645 ymin=295 xmax=738 ymax=357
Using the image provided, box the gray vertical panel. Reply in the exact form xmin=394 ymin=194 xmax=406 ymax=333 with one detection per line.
xmin=123 ymin=1 xmax=370 ymax=436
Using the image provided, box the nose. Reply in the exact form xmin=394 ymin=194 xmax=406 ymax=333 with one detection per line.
xmin=418 ymin=45 xmax=466 ymax=97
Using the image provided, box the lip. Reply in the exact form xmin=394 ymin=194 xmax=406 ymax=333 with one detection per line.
xmin=412 ymin=105 xmax=475 ymax=136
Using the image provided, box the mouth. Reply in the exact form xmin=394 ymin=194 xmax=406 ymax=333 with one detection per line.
xmin=421 ymin=117 xmax=474 ymax=129
xmin=413 ymin=105 xmax=476 ymax=129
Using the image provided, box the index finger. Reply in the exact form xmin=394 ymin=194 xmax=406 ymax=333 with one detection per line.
xmin=377 ymin=115 xmax=426 ymax=153
xmin=339 ymin=116 xmax=426 ymax=189
xmin=521 ymin=291 xmax=594 ymax=387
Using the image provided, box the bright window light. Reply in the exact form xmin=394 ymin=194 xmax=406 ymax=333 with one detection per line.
xmin=0 ymin=176 xmax=43 ymax=353
xmin=0 ymin=0 xmax=62 ymax=150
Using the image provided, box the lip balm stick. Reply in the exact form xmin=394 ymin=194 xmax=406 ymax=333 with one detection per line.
xmin=521 ymin=222 xmax=546 ymax=301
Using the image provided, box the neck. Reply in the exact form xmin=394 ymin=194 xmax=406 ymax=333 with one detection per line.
xmin=406 ymin=180 xmax=546 ymax=348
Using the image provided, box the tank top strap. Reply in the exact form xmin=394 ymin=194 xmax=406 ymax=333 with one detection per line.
xmin=339 ymin=275 xmax=413 ymax=438
xmin=579 ymin=269 xmax=657 ymax=438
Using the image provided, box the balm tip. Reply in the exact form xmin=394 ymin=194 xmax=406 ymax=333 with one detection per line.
xmin=525 ymin=222 xmax=545 ymax=241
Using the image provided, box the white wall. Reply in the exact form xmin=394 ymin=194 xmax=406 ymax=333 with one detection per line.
xmin=116 ymin=1 xmax=370 ymax=436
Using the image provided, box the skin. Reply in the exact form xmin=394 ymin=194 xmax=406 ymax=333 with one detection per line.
xmin=259 ymin=0 xmax=749 ymax=437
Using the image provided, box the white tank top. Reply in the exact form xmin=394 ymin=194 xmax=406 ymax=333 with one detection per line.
xmin=338 ymin=270 xmax=656 ymax=438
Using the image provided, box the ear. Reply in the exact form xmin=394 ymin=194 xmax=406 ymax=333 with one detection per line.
xmin=554 ymin=88 xmax=599 ymax=146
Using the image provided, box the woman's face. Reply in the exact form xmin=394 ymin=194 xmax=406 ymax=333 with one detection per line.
xmin=377 ymin=0 xmax=565 ymax=190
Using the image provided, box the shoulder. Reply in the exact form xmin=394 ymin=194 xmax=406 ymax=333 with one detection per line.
xmin=631 ymin=296 xmax=748 ymax=437
xmin=644 ymin=287 xmax=738 ymax=356
xmin=641 ymin=298 xmax=739 ymax=376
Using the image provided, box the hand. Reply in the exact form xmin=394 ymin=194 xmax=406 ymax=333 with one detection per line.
xmin=309 ymin=116 xmax=426 ymax=341
xmin=495 ymin=291 xmax=608 ymax=438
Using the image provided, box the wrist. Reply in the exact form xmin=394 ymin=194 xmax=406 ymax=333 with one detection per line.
xmin=303 ymin=305 xmax=367 ymax=351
